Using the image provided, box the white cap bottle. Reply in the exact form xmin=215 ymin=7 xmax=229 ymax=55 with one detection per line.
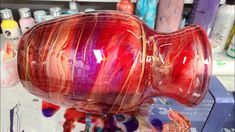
xmin=0 ymin=8 xmax=21 ymax=40
xmin=210 ymin=5 xmax=235 ymax=53
xmin=34 ymin=10 xmax=47 ymax=23
xmin=50 ymin=7 xmax=62 ymax=17
xmin=67 ymin=1 xmax=79 ymax=14
xmin=18 ymin=8 xmax=36 ymax=34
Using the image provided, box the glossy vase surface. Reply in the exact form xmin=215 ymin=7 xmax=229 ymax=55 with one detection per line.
xmin=18 ymin=11 xmax=212 ymax=115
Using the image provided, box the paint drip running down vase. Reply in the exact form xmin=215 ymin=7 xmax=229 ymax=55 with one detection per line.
xmin=117 ymin=0 xmax=134 ymax=14
xmin=18 ymin=11 xmax=212 ymax=116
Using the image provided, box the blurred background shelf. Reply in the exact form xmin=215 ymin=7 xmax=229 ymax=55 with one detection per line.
xmin=1 ymin=0 xmax=227 ymax=4
xmin=29 ymin=0 xmax=226 ymax=4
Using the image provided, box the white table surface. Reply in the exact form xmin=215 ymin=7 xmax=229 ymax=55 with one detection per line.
xmin=1 ymin=83 xmax=85 ymax=132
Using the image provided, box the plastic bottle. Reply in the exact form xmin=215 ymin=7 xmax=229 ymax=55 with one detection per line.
xmin=50 ymin=7 xmax=62 ymax=17
xmin=34 ymin=10 xmax=47 ymax=23
xmin=155 ymin=0 xmax=184 ymax=32
xmin=42 ymin=7 xmax=62 ymax=21
xmin=67 ymin=1 xmax=79 ymax=14
xmin=210 ymin=5 xmax=235 ymax=53
xmin=0 ymin=9 xmax=21 ymax=40
xmin=19 ymin=8 xmax=36 ymax=34
xmin=116 ymin=0 xmax=134 ymax=15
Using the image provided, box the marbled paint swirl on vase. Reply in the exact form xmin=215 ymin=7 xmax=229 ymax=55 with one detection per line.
xmin=18 ymin=11 xmax=212 ymax=115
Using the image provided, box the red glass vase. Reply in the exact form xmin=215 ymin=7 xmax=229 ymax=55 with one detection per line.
xmin=17 ymin=11 xmax=212 ymax=115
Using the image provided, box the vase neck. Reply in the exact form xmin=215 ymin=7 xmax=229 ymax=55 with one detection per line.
xmin=148 ymin=25 xmax=212 ymax=107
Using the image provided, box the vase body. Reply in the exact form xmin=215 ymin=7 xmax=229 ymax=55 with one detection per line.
xmin=18 ymin=11 xmax=212 ymax=115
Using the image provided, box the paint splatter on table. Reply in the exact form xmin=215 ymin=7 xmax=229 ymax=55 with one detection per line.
xmin=1 ymin=83 xmax=191 ymax=132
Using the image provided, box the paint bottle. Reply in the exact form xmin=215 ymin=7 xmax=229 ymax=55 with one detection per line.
xmin=135 ymin=0 xmax=159 ymax=29
xmin=0 ymin=9 xmax=21 ymax=40
xmin=189 ymin=0 xmax=220 ymax=35
xmin=116 ymin=0 xmax=134 ymax=15
xmin=180 ymin=12 xmax=188 ymax=29
xmin=155 ymin=0 xmax=184 ymax=32
xmin=42 ymin=7 xmax=62 ymax=21
xmin=67 ymin=1 xmax=79 ymax=14
xmin=180 ymin=17 xmax=186 ymax=29
xmin=227 ymin=34 xmax=235 ymax=58
xmin=34 ymin=10 xmax=47 ymax=23
xmin=50 ymin=7 xmax=62 ymax=17
xmin=210 ymin=5 xmax=235 ymax=53
xmin=19 ymin=8 xmax=36 ymax=34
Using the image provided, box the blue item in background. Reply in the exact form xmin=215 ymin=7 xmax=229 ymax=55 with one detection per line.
xmin=149 ymin=76 xmax=234 ymax=132
xmin=135 ymin=0 xmax=158 ymax=29
xmin=33 ymin=10 xmax=46 ymax=23
xmin=220 ymin=92 xmax=235 ymax=132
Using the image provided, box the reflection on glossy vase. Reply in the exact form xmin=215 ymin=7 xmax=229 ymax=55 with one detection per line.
xmin=18 ymin=11 xmax=212 ymax=115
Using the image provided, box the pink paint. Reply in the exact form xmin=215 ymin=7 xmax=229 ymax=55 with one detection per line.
xmin=1 ymin=50 xmax=19 ymax=88
xmin=19 ymin=17 xmax=35 ymax=34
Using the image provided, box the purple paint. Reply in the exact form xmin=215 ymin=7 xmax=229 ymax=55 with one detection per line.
xmin=9 ymin=104 xmax=20 ymax=132
xmin=151 ymin=118 xmax=163 ymax=131
xmin=189 ymin=0 xmax=220 ymax=35
xmin=42 ymin=108 xmax=58 ymax=117
xmin=42 ymin=101 xmax=60 ymax=117
xmin=123 ymin=116 xmax=139 ymax=131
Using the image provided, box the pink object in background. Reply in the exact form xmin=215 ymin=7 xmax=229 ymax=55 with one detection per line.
xmin=155 ymin=0 xmax=184 ymax=32
xmin=1 ymin=50 xmax=19 ymax=88
xmin=19 ymin=18 xmax=35 ymax=34
xmin=19 ymin=8 xmax=36 ymax=34
xmin=116 ymin=0 xmax=134 ymax=15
